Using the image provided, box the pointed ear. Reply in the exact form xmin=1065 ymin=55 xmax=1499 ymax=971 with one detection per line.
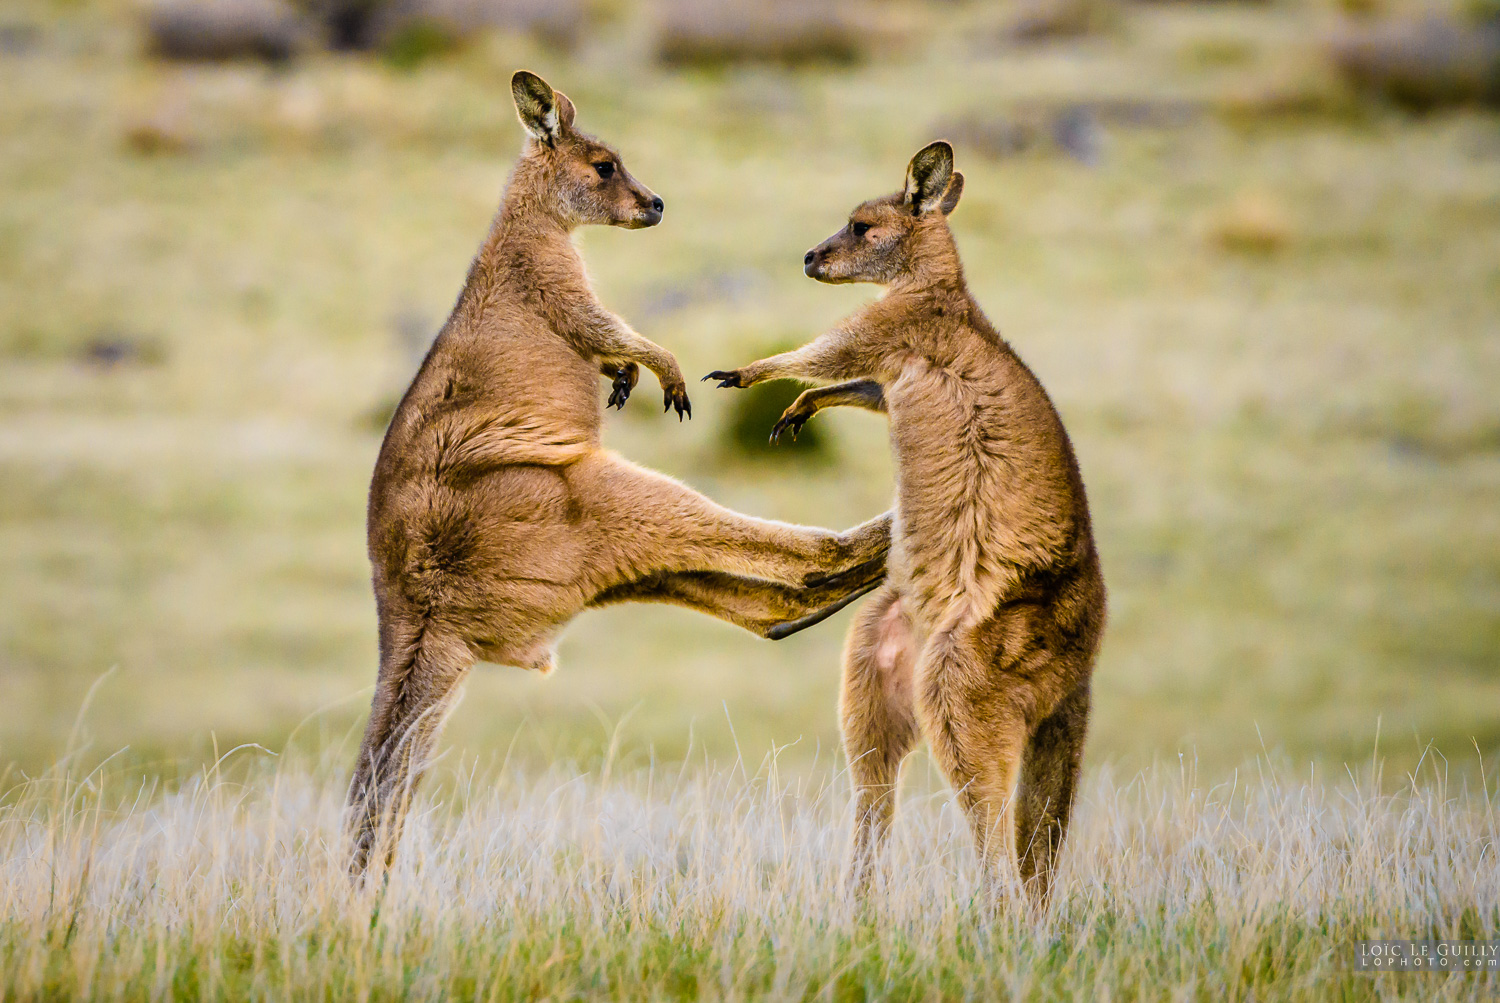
xmin=938 ymin=171 xmax=964 ymax=216
xmin=511 ymin=70 xmax=560 ymax=145
xmin=553 ymin=90 xmax=576 ymax=132
xmin=903 ymin=141 xmax=955 ymax=215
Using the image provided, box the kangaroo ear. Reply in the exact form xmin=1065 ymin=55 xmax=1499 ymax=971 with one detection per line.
xmin=511 ymin=70 xmax=560 ymax=145
xmin=939 ymin=171 xmax=964 ymax=216
xmin=903 ymin=141 xmax=955 ymax=215
xmin=553 ymin=90 xmax=576 ymax=132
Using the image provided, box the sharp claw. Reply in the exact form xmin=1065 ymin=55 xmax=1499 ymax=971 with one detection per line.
xmin=703 ymin=371 xmax=743 ymax=388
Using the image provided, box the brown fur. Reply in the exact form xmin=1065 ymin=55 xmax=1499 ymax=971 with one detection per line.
xmin=708 ymin=142 xmax=1106 ymax=903
xmin=347 ymin=71 xmax=892 ymax=875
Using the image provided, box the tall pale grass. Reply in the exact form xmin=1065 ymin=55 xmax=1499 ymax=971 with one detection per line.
xmin=1 ymin=742 xmax=1496 ymax=1000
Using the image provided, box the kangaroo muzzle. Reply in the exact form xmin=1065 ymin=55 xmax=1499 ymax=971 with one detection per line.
xmin=804 ymin=238 xmax=837 ymax=280
xmin=629 ymin=186 xmax=664 ymax=228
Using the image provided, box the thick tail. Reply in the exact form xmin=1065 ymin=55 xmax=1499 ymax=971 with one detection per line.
xmin=346 ymin=623 xmax=472 ymax=877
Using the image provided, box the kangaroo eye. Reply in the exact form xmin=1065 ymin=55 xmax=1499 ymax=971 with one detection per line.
xmin=593 ymin=162 xmax=615 ymax=180
xmin=851 ymin=222 xmax=871 ymax=238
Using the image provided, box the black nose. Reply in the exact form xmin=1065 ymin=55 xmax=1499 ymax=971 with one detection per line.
xmin=651 ymin=196 xmax=664 ymax=213
xmin=804 ymin=250 xmax=816 ymax=266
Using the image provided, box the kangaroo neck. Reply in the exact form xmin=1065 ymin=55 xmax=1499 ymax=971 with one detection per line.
xmin=884 ymin=269 xmax=971 ymax=316
xmin=480 ymin=193 xmax=576 ymax=277
xmin=455 ymin=193 xmax=583 ymax=328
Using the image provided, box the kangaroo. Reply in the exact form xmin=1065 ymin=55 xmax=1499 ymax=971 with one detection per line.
xmin=347 ymin=71 xmax=891 ymax=875
xmin=706 ymin=142 xmax=1106 ymax=903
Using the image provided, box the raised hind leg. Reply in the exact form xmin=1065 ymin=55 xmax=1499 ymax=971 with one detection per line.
xmin=590 ymin=563 xmax=885 ymax=639
xmin=346 ymin=620 xmax=474 ymax=877
xmin=1015 ymin=682 xmax=1089 ymax=904
xmin=841 ymin=588 xmax=920 ymax=894
xmin=569 ymin=452 xmax=891 ymax=590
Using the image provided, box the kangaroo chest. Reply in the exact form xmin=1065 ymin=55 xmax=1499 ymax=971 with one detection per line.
xmin=882 ymin=364 xmax=1076 ymax=627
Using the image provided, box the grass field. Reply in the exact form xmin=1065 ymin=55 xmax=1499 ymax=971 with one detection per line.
xmin=1 ymin=0 xmax=1498 ymax=994
xmin=2 ymin=748 xmax=1497 ymax=1000
xmin=2 ymin=0 xmax=1496 ymax=776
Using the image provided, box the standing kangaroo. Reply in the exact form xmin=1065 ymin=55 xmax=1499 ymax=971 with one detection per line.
xmin=348 ymin=71 xmax=891 ymax=875
xmin=706 ymin=142 xmax=1105 ymax=902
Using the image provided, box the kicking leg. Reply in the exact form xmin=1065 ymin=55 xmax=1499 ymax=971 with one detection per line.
xmin=842 ymin=588 xmax=920 ymax=894
xmin=590 ymin=564 xmax=886 ymax=639
xmin=571 ymin=452 xmax=891 ymax=590
xmin=1015 ymin=681 xmax=1089 ymax=904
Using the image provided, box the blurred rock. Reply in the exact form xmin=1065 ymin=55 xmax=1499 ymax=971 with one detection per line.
xmin=936 ymin=114 xmax=1042 ymax=159
xmin=936 ymin=99 xmax=1198 ymax=164
xmin=1006 ymin=0 xmax=1121 ymax=44
xmin=145 ymin=0 xmax=314 ymax=63
xmin=1087 ymin=97 xmax=1203 ymax=127
xmin=1217 ymin=70 xmax=1357 ymax=122
xmin=1051 ymin=105 xmax=1103 ymax=165
xmin=1208 ymin=192 xmax=1292 ymax=255
xmin=311 ymin=0 xmax=583 ymax=54
xmin=80 ymin=334 xmax=167 ymax=369
xmin=1327 ymin=16 xmax=1500 ymax=109
xmin=122 ymin=87 xmax=196 ymax=156
xmin=0 ymin=22 xmax=40 ymax=56
xmin=123 ymin=117 xmax=196 ymax=155
xmin=654 ymin=0 xmax=869 ymax=68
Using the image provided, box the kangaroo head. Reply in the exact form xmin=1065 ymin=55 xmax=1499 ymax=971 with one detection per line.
xmin=803 ymin=141 xmax=964 ymax=285
xmin=510 ymin=70 xmax=664 ymax=230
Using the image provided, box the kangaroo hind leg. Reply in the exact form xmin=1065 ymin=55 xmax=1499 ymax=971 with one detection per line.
xmin=1015 ymin=681 xmax=1089 ymax=905
xmin=590 ymin=564 xmax=885 ymax=639
xmin=842 ymin=588 xmax=920 ymax=895
xmin=573 ymin=453 xmax=890 ymax=589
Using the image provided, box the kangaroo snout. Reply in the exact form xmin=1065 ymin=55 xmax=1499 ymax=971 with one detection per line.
xmin=803 ymin=245 xmax=825 ymax=278
xmin=642 ymin=194 xmax=664 ymax=227
xmin=627 ymin=192 xmax=664 ymax=228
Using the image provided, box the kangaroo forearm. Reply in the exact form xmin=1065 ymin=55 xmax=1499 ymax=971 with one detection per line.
xmin=740 ymin=330 xmax=873 ymax=385
xmin=580 ymin=313 xmax=682 ymax=386
xmin=805 ymin=379 xmax=886 ymax=415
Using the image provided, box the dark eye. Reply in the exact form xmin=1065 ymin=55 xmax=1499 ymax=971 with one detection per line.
xmin=851 ymin=222 xmax=871 ymax=237
xmin=593 ymin=161 xmax=615 ymax=180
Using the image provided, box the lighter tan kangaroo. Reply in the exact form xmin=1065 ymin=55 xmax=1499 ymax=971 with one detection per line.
xmin=347 ymin=71 xmax=891 ymax=875
xmin=707 ymin=142 xmax=1106 ymax=903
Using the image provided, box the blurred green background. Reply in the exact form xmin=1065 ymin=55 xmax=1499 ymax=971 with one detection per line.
xmin=1 ymin=0 xmax=1497 ymax=779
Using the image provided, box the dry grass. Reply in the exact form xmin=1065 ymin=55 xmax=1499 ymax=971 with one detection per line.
xmin=2 ymin=740 xmax=1497 ymax=999
xmin=4 ymin=2 xmax=1499 ymax=993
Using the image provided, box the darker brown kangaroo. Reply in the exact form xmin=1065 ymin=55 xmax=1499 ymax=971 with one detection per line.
xmin=707 ymin=142 xmax=1105 ymax=904
xmin=347 ymin=71 xmax=891 ymax=876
